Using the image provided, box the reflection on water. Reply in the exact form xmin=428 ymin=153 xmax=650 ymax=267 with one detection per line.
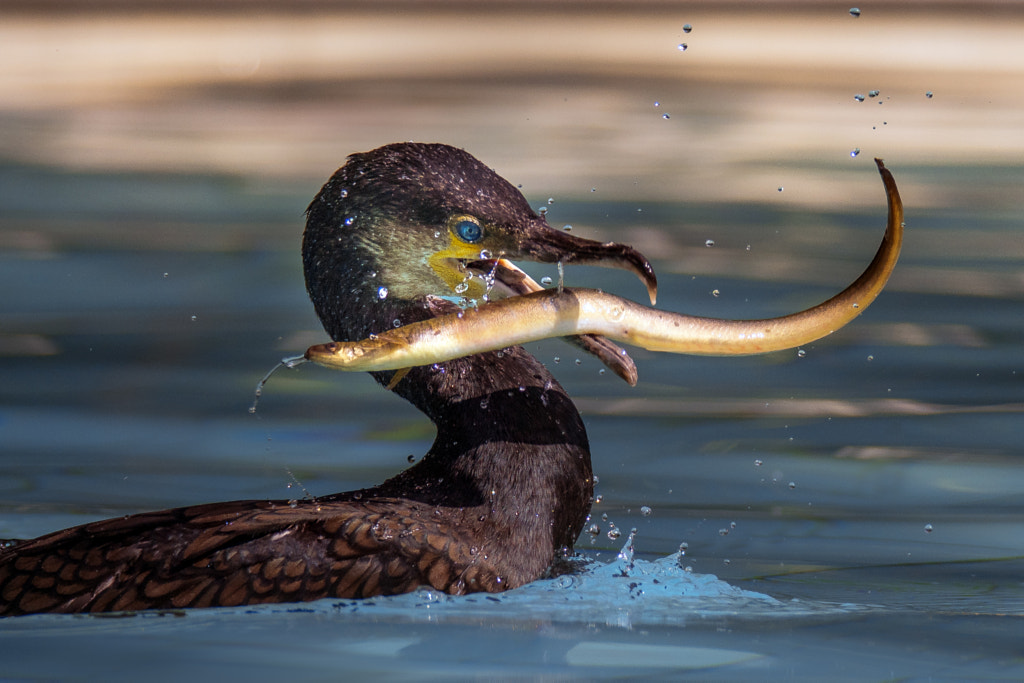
xmin=1 ymin=3 xmax=1023 ymax=679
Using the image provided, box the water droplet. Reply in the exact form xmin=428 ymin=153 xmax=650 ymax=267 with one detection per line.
xmin=562 ymin=224 xmax=572 ymax=232
xmin=479 ymin=398 xmax=489 ymax=409
xmin=866 ymin=354 xmax=874 ymax=362
xmin=854 ymin=93 xmax=865 ymax=102
xmin=682 ymin=23 xmax=693 ymax=33
xmin=339 ymin=188 xmax=349 ymax=198
xmin=162 ymin=272 xmax=169 ymax=278
xmin=718 ymin=528 xmax=729 ymax=536
xmin=852 ymin=302 xmax=860 ymax=309
xmin=392 ymin=319 xmax=401 ymax=328
xmin=407 ymin=454 xmax=416 ymax=463
xmin=777 ymin=186 xmax=784 ymax=192
xmin=479 ymin=249 xmax=492 ymax=259
xmin=925 ymin=90 xmax=934 ymax=99
xmin=850 ymin=148 xmax=861 ymax=158
xmin=788 ymin=481 xmax=796 ymax=489
xmin=677 ymin=43 xmax=688 ymax=52
xmin=598 ymin=369 xmax=606 ymax=376
xmin=677 ymin=542 xmax=688 ymax=555
xmin=868 ymin=89 xmax=880 ymax=98
xmin=924 ymin=523 xmax=934 ymax=533
xmin=705 ymin=239 xmax=715 ymax=247
xmin=754 ymin=459 xmax=763 ymax=467
xmin=797 ymin=348 xmax=806 ymax=358
xmin=588 ymin=524 xmax=600 ymax=536
xmin=547 ymin=197 xmax=555 ymax=205
xmin=454 ymin=282 xmax=469 ymax=294
xmin=377 ymin=286 xmax=388 ymax=300
xmin=574 ymin=358 xmax=581 ymax=366
xmin=540 ymin=276 xmax=553 ymax=286
xmin=640 ymin=506 xmax=652 ymax=516
xmin=553 ymin=356 xmax=560 ymax=363
xmin=653 ymin=101 xmax=660 ymax=107
xmin=607 ymin=527 xmax=621 ymax=540
xmin=590 ymin=187 xmax=597 ymax=192
xmin=344 ymin=216 xmax=355 ymax=226
xmin=711 ymin=289 xmax=720 ymax=298
xmin=849 ymin=7 xmax=861 ymax=17
xmin=594 ymin=494 xmax=603 ymax=504
xmin=190 ymin=315 xmax=197 ymax=321
xmin=288 ymin=499 xmax=298 ymax=508
xmin=538 ymin=206 xmax=548 ymax=216
xmin=662 ymin=113 xmax=671 ymax=120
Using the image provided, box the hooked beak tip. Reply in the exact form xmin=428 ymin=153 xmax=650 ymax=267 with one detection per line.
xmin=640 ymin=263 xmax=658 ymax=305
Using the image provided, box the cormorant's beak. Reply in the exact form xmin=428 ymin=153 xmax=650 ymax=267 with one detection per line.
xmin=503 ymin=221 xmax=658 ymax=305
xmin=444 ymin=222 xmax=657 ymax=385
xmin=452 ymin=218 xmax=658 ymax=385
xmin=426 ymin=218 xmax=656 ymax=313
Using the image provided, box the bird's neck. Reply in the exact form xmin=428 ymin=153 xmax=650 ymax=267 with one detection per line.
xmin=382 ymin=347 xmax=594 ymax=550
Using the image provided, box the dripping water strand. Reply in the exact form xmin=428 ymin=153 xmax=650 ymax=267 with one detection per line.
xmin=250 ymin=355 xmax=308 ymax=414
xmin=285 ymin=467 xmax=318 ymax=504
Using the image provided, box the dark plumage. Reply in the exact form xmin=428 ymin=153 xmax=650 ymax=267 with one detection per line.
xmin=0 ymin=143 xmax=655 ymax=615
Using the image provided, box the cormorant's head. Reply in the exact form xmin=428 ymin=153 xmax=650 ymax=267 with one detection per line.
xmin=302 ymin=143 xmax=656 ymax=342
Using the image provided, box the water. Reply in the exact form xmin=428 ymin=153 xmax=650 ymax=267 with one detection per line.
xmin=2 ymin=5 xmax=1023 ymax=680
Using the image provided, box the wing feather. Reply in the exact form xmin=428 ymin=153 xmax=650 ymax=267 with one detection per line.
xmin=0 ymin=498 xmax=505 ymax=615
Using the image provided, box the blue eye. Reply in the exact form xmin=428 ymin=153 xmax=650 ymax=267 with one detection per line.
xmin=454 ymin=218 xmax=483 ymax=243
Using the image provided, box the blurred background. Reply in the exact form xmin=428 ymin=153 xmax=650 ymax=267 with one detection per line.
xmin=1 ymin=1 xmax=1022 ymax=679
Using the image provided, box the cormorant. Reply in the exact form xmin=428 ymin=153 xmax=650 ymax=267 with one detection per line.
xmin=0 ymin=143 xmax=902 ymax=615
